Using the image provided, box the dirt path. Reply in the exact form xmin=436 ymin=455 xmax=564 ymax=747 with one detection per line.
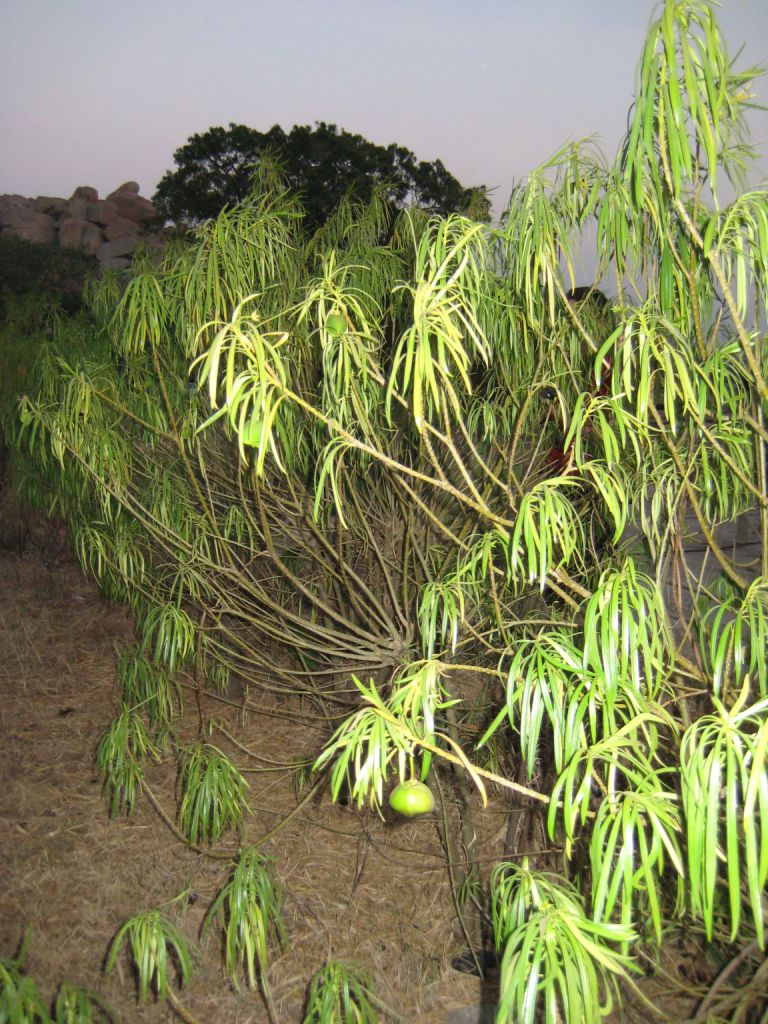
xmin=0 ymin=545 xmax=489 ymax=1022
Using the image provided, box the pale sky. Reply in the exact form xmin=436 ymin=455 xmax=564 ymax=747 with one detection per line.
xmin=2 ymin=0 xmax=767 ymax=218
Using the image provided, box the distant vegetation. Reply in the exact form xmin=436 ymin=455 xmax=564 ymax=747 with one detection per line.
xmin=153 ymin=121 xmax=491 ymax=230
xmin=0 ymin=233 xmax=95 ymax=315
xmin=0 ymin=237 xmax=96 ymax=449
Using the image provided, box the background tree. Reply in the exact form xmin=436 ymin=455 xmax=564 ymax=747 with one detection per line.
xmin=152 ymin=121 xmax=490 ymax=229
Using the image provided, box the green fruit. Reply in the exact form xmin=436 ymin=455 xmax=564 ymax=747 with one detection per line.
xmin=325 ymin=312 xmax=346 ymax=336
xmin=242 ymin=416 xmax=263 ymax=447
xmin=388 ymin=779 xmax=435 ymax=817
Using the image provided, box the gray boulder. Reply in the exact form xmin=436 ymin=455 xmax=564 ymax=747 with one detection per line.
xmin=59 ymin=217 xmax=88 ymax=249
xmin=67 ymin=197 xmax=90 ymax=221
xmin=71 ymin=186 xmax=99 ymax=202
xmin=0 ymin=194 xmax=32 ymax=215
xmin=104 ymin=216 xmax=140 ymax=240
xmin=86 ymin=199 xmax=121 ymax=226
xmin=0 ymin=206 xmax=56 ymax=245
xmin=97 ymin=235 xmax=138 ymax=262
xmin=81 ymin=223 xmax=105 ymax=256
xmin=105 ymin=183 xmax=157 ymax=224
xmin=109 ymin=181 xmax=140 ymax=197
xmin=33 ymin=196 xmax=68 ymax=215
xmin=105 ymin=192 xmax=158 ymax=224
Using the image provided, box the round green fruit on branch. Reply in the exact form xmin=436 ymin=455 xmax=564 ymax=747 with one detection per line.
xmin=388 ymin=779 xmax=435 ymax=817
xmin=324 ymin=312 xmax=346 ymax=336
xmin=242 ymin=416 xmax=264 ymax=448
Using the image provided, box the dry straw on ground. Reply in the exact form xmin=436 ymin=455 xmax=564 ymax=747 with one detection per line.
xmin=0 ymin=541 xmax=497 ymax=1022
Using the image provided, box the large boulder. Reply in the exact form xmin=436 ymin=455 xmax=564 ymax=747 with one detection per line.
xmin=71 ymin=186 xmax=99 ymax=203
xmin=0 ymin=194 xmax=32 ymax=215
xmin=109 ymin=194 xmax=158 ymax=224
xmin=86 ymin=200 xmax=121 ymax=226
xmin=33 ymin=196 xmax=68 ymax=215
xmin=81 ymin=223 xmax=105 ymax=256
xmin=59 ymin=217 xmax=88 ymax=250
xmin=104 ymin=217 xmax=140 ymax=241
xmin=67 ymin=197 xmax=90 ymax=221
xmin=96 ymin=235 xmax=138 ymax=262
xmin=0 ymin=206 xmax=56 ymax=245
xmin=99 ymin=257 xmax=132 ymax=271
xmin=109 ymin=181 xmax=140 ymax=197
xmin=105 ymin=184 xmax=158 ymax=224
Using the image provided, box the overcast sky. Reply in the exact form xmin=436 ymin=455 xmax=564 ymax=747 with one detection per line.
xmin=2 ymin=0 xmax=767 ymax=218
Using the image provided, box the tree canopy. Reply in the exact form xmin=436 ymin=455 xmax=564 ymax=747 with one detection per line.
xmin=152 ymin=121 xmax=490 ymax=229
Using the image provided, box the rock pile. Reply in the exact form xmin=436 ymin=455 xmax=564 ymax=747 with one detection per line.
xmin=0 ymin=182 xmax=161 ymax=270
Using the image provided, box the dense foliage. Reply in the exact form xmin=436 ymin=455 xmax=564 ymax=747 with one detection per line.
xmin=0 ymin=236 xmax=94 ymax=443
xmin=152 ymin=121 xmax=490 ymax=230
xmin=0 ymin=234 xmax=94 ymax=315
xmin=8 ymin=2 xmax=768 ymax=1021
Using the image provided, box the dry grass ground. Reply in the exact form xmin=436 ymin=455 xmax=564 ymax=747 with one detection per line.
xmin=0 ymin=536 xmax=499 ymax=1022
